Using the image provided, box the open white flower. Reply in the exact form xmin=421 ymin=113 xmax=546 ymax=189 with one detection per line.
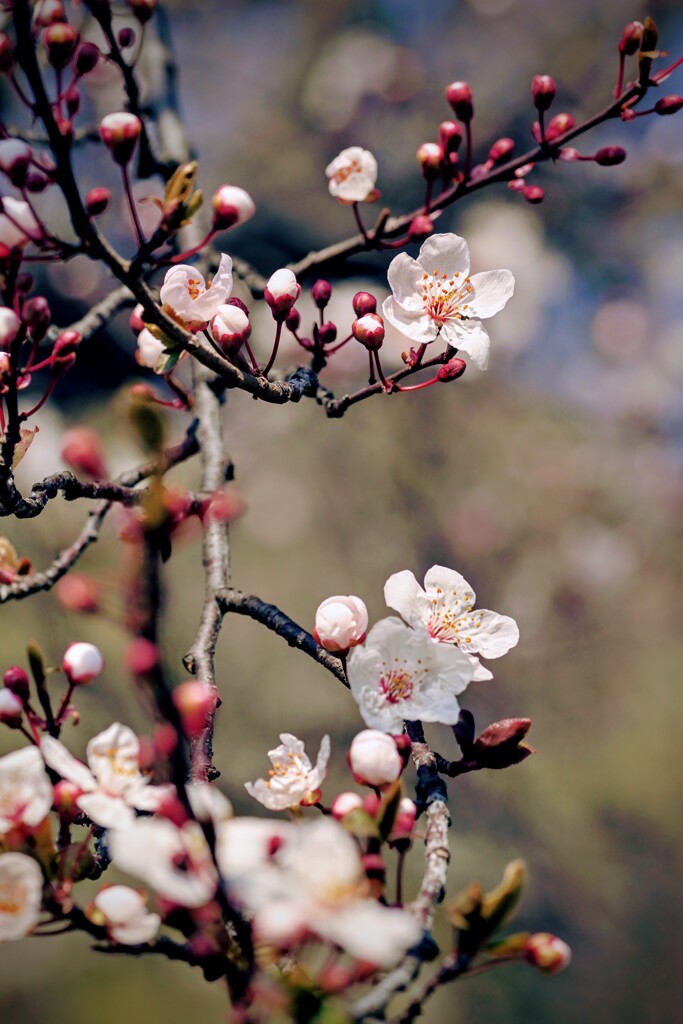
xmin=159 ymin=254 xmax=233 ymax=328
xmin=384 ymin=565 xmax=519 ymax=658
xmin=92 ymin=885 xmax=160 ymax=945
xmin=347 ymin=617 xmax=489 ymax=733
xmin=0 ymin=853 xmax=43 ymax=941
xmin=41 ymin=722 xmax=170 ymax=829
xmin=0 ymin=747 xmax=53 ymax=834
xmin=109 ymin=817 xmax=217 ymax=908
xmin=382 ymin=233 xmax=514 ymax=370
xmin=325 ymin=147 xmax=378 ymax=203
xmin=245 ymin=733 xmax=330 ymax=811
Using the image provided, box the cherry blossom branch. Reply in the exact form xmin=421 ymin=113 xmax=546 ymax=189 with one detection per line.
xmin=215 ymin=588 xmax=348 ymax=686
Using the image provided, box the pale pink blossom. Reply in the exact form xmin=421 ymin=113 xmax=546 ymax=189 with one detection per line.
xmin=159 ymin=254 xmax=233 ymax=328
xmin=92 ymin=885 xmax=160 ymax=945
xmin=382 ymin=233 xmax=514 ymax=370
xmin=41 ymin=722 xmax=170 ymax=829
xmin=326 ymin=147 xmax=378 ymax=203
xmin=0 ymin=853 xmax=43 ymax=941
xmin=348 ymin=729 xmax=402 ymax=787
xmin=0 ymin=747 xmax=53 ymax=833
xmin=314 ymin=595 xmax=368 ymax=652
xmin=62 ymin=641 xmax=104 ymax=685
xmin=384 ymin=564 xmax=519 ymax=659
xmin=245 ymin=733 xmax=330 ymax=811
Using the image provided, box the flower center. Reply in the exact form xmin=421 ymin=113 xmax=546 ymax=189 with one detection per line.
xmin=421 ymin=269 xmax=474 ymax=325
xmin=186 ymin=277 xmax=204 ymax=301
xmin=378 ymin=657 xmax=428 ymax=704
xmin=332 ymin=158 xmax=363 ymax=185
xmin=266 ymin=751 xmax=308 ymax=789
xmin=426 ymin=586 xmax=480 ymax=646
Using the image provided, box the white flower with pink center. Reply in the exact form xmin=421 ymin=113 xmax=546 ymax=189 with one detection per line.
xmin=245 ymin=733 xmax=330 ymax=811
xmin=382 ymin=233 xmax=514 ymax=369
xmin=0 ymin=853 xmax=43 ymax=941
xmin=347 ymin=617 xmax=489 ymax=733
xmin=384 ymin=565 xmax=519 ymax=659
xmin=159 ymin=253 xmax=233 ymax=328
xmin=325 ymin=147 xmax=378 ymax=203
xmin=41 ymin=722 xmax=171 ymax=829
xmin=0 ymin=747 xmax=53 ymax=834
xmin=92 ymin=885 xmax=160 ymax=945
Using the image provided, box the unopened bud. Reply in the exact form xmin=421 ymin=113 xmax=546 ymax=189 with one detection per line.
xmin=525 ymin=933 xmax=572 ymax=974
xmin=124 ymin=637 xmax=160 ymax=678
xmin=0 ymin=688 xmax=23 ymax=727
xmin=0 ymin=307 xmax=21 ymax=350
xmin=472 ymin=717 xmax=533 ymax=769
xmin=438 ymin=120 xmax=463 ymax=154
xmin=417 ymin=142 xmax=444 ymax=178
xmin=211 ymin=184 xmax=255 ymax=230
xmin=331 ymin=791 xmax=364 ymax=820
xmin=53 ymin=779 xmax=81 ymax=822
xmin=489 ymin=137 xmax=515 ymax=164
xmin=352 ymin=313 xmax=385 ymax=350
xmin=75 ymin=41 xmax=100 ymax=75
xmin=61 ymin=426 xmax=106 ymax=479
xmin=312 ymin=279 xmax=332 ymax=310
xmin=445 ymin=80 xmax=474 ymax=121
xmin=64 ymin=85 xmax=80 ymax=118
xmin=314 ymin=595 xmax=368 ymax=652
xmin=3 ymin=666 xmax=30 ymax=703
xmin=546 ymin=112 xmax=575 ymax=140
xmin=532 ymin=74 xmax=556 ymax=112
xmin=52 ymin=329 xmax=81 ymax=359
xmin=285 ymin=307 xmax=300 ymax=332
xmin=55 ymin=574 xmax=101 ymax=614
xmin=21 ymin=297 xmax=50 ymax=343
xmin=173 ymin=680 xmax=217 ymax=738
xmin=62 ymin=641 xmax=105 ymax=685
xmin=362 ymin=853 xmax=386 ymax=883
xmin=655 ymin=95 xmax=683 ymax=116
xmin=0 ymin=140 xmax=32 ymax=188
xmin=522 ymin=185 xmax=544 ymax=204
xmin=0 ymin=33 xmax=15 ymax=74
xmin=408 ymin=215 xmax=434 ymax=241
xmin=437 ymin=357 xmax=467 ymax=382
xmin=26 ymin=173 xmax=49 ymax=194
xmin=118 ymin=27 xmax=136 ymax=49
xmin=43 ymin=23 xmax=79 ymax=70
xmin=99 ymin=112 xmax=142 ymax=166
xmin=618 ymin=20 xmax=643 ymax=56
xmin=85 ymin=187 xmax=111 ymax=217
xmin=348 ymin=729 xmax=402 ymax=788
xmin=393 ymin=797 xmax=417 ymax=837
xmin=595 ymin=146 xmax=626 ymax=166
xmin=352 ymin=291 xmax=377 ymax=316
xmin=126 ymin=0 xmax=158 ymax=25
xmin=211 ymin=304 xmax=251 ymax=355
xmin=264 ymin=269 xmax=300 ymax=321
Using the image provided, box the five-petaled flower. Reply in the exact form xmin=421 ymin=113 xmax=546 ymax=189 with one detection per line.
xmin=245 ymin=733 xmax=330 ymax=811
xmin=325 ymin=147 xmax=378 ymax=203
xmin=384 ymin=564 xmax=519 ymax=659
xmin=347 ymin=617 xmax=490 ymax=733
xmin=382 ymin=233 xmax=514 ymax=369
xmin=159 ymin=254 xmax=233 ymax=329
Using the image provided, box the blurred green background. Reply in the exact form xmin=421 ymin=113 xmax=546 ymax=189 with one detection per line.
xmin=2 ymin=0 xmax=683 ymax=1021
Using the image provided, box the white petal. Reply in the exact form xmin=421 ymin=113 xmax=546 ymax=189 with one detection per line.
xmin=455 ymin=610 xmax=519 ymax=658
xmin=41 ymin=737 xmax=96 ymax=792
xmin=309 ymin=734 xmax=331 ymax=790
xmin=110 ymin=913 xmax=160 ymax=945
xmin=383 ymin=569 xmax=425 ymax=629
xmin=77 ymin=793 xmax=135 ymax=829
xmin=466 ymin=269 xmax=515 ymax=319
xmin=0 ymin=747 xmax=54 ymax=830
xmin=416 ymin=233 xmax=470 ymax=279
xmin=423 ymin=564 xmax=473 ymax=603
xmin=445 ymin=318 xmax=492 ymax=370
xmin=386 ymin=252 xmax=424 ymax=305
xmin=382 ymin=298 xmax=439 ymax=345
xmin=314 ymin=900 xmax=421 ymax=967
xmin=0 ymin=853 xmax=43 ymax=941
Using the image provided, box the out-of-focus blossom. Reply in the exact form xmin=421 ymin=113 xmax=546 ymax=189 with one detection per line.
xmin=525 ymin=932 xmax=572 ymax=973
xmin=0 ymin=747 xmax=53 ymax=832
xmin=135 ymin=327 xmax=166 ymax=371
xmin=211 ymin=185 xmax=255 ymax=229
xmin=0 ymin=197 xmax=40 ymax=250
xmin=62 ymin=641 xmax=105 ymax=684
xmin=41 ymin=722 xmax=170 ymax=829
xmin=331 ymin=791 xmax=364 ymax=819
xmin=0 ymin=307 xmax=21 ymax=349
xmin=314 ymin=595 xmax=368 ymax=652
xmin=159 ymin=254 xmax=233 ymax=329
xmin=92 ymin=885 xmax=160 ymax=945
xmin=384 ymin=565 xmax=519 ymax=658
xmin=382 ymin=233 xmax=514 ymax=370
xmin=0 ymin=853 xmax=43 ymax=941
xmin=348 ymin=729 xmax=402 ymax=787
xmin=347 ymin=617 xmax=489 ymax=733
xmin=325 ymin=146 xmax=378 ymax=203
xmin=245 ymin=733 xmax=330 ymax=811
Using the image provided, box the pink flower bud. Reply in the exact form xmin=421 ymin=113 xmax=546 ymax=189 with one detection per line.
xmin=85 ymin=186 xmax=111 ymax=217
xmin=76 ymin=41 xmax=100 ymax=76
xmin=488 ymin=137 xmax=515 ymax=164
xmin=0 ymin=688 xmax=23 ymax=727
xmin=348 ymin=729 xmax=402 ymax=788
xmin=417 ymin=142 xmax=444 ymax=177
xmin=118 ymin=27 xmax=136 ymax=49
xmin=559 ymin=147 xmax=580 ymax=162
xmin=522 ymin=185 xmax=544 ymax=204
xmin=129 ymin=303 xmax=145 ymax=335
xmin=438 ymin=120 xmax=463 ymax=154
xmin=34 ymin=0 xmax=67 ymax=26
xmin=546 ymin=112 xmax=575 ymax=140
xmin=125 ymin=637 xmax=160 ymax=678
xmin=3 ymin=667 xmax=29 ymax=703
xmin=316 ymin=321 xmax=337 ymax=347
xmin=264 ymin=269 xmax=301 ymax=321
xmin=437 ymin=357 xmax=467 ymax=382
xmin=408 ymin=215 xmax=434 ymax=241
xmin=126 ymin=0 xmax=158 ymax=25
xmin=594 ymin=146 xmax=626 ymax=166
xmin=61 ymin=426 xmax=107 ymax=479
xmin=0 ymin=33 xmax=15 ymax=75
xmin=285 ymin=307 xmax=300 ymax=331
xmin=0 ymin=307 xmax=21 ymax=350
xmin=362 ymin=852 xmax=386 ymax=883
xmin=211 ymin=184 xmax=256 ymax=230
xmin=312 ymin=279 xmax=332 ymax=310
xmin=62 ymin=642 xmax=105 ymax=685
xmin=43 ymin=23 xmax=79 ymax=70
xmin=352 ymin=313 xmax=385 ymax=350
xmin=525 ymin=933 xmax=572 ymax=974
xmin=65 ymin=85 xmax=80 ymax=117
xmin=53 ymin=779 xmax=81 ymax=822
xmin=22 ymin=296 xmax=50 ymax=341
xmin=445 ymin=80 xmax=474 ymax=121
xmin=331 ymin=791 xmax=364 ymax=820
xmin=99 ymin=112 xmax=142 ymax=166
xmin=531 ymin=74 xmax=556 ymax=112
xmin=618 ymin=21 xmax=643 ymax=56
xmin=393 ymin=797 xmax=417 ymax=836
xmin=55 ymin=574 xmax=101 ymax=614
xmin=352 ymin=291 xmax=377 ymax=316
xmin=0 ymin=140 xmax=32 ymax=188
xmin=211 ymin=303 xmax=251 ymax=355
xmin=655 ymin=95 xmax=683 ymax=116
xmin=173 ymin=681 xmax=217 ymax=738
xmin=314 ymin=595 xmax=368 ymax=652
xmin=52 ymin=329 xmax=81 ymax=358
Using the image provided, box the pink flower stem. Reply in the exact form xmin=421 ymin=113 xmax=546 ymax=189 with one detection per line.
xmin=394 ymin=373 xmax=439 ymax=393
xmin=0 ymin=402 xmax=5 ymax=433
xmin=324 ymin=333 xmax=353 ymax=355
xmin=55 ymin=681 xmax=75 ymax=725
xmin=18 ymin=723 xmax=37 ymax=745
xmin=614 ymin=54 xmax=626 ymax=98
xmin=9 ymin=72 xmax=33 ymax=110
xmin=424 ymin=179 xmax=433 ymax=214
xmin=380 ymin=234 xmax=412 ymax=250
xmin=368 ymin=351 xmax=376 ymax=385
xmin=168 ymin=228 xmax=216 ymax=264
xmin=538 ymin=109 xmax=547 ymax=146
xmin=263 ymin=321 xmax=283 ymax=377
xmin=20 ymin=377 xmax=56 ymax=420
xmin=464 ymin=120 xmax=473 ymax=179
xmin=373 ymin=350 xmax=394 ymax=392
xmin=120 ymin=164 xmax=146 ymax=248
xmin=21 ymin=354 xmax=52 ymax=373
xmin=653 ymin=55 xmax=683 ymax=83
xmin=242 ymin=337 xmax=261 ymax=374
xmin=164 ymin=372 xmax=192 ymax=410
xmin=352 ymin=202 xmax=369 ymax=242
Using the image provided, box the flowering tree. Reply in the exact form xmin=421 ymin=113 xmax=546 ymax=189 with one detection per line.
xmin=0 ymin=2 xmax=679 ymax=1021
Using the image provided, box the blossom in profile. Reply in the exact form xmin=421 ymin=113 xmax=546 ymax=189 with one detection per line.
xmin=0 ymin=747 xmax=53 ymax=833
xmin=347 ymin=616 xmax=489 ymax=733
xmin=135 ymin=327 xmax=167 ymax=371
xmin=0 ymin=196 xmax=41 ymax=251
xmin=382 ymin=233 xmax=514 ymax=369
xmin=384 ymin=564 xmax=519 ymax=658
xmin=314 ymin=594 xmax=368 ymax=652
xmin=325 ymin=146 xmax=378 ymax=203
xmin=92 ymin=885 xmax=160 ymax=945
xmin=159 ymin=253 xmax=233 ymax=329
xmin=41 ymin=722 xmax=170 ymax=829
xmin=245 ymin=733 xmax=330 ymax=811
xmin=0 ymin=853 xmax=43 ymax=941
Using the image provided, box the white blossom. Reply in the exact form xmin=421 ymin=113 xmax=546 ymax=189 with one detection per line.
xmin=245 ymin=733 xmax=330 ymax=811
xmin=347 ymin=617 xmax=489 ymax=733
xmin=325 ymin=147 xmax=378 ymax=203
xmin=382 ymin=233 xmax=514 ymax=370
xmin=0 ymin=853 xmax=43 ymax=941
xmin=384 ymin=564 xmax=519 ymax=658
xmin=159 ymin=254 xmax=233 ymax=328
xmin=41 ymin=722 xmax=170 ymax=829
xmin=0 ymin=747 xmax=53 ymax=833
xmin=93 ymin=885 xmax=160 ymax=945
